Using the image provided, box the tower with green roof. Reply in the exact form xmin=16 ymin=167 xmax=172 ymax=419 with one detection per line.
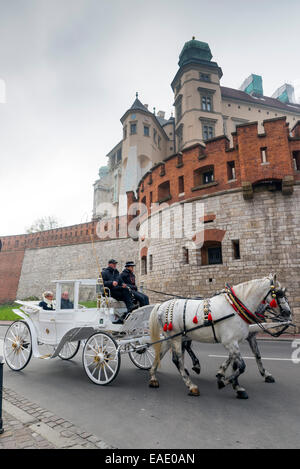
xmin=171 ymin=38 xmax=224 ymax=150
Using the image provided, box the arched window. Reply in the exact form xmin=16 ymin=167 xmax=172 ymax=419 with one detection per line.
xmin=141 ymin=256 xmax=147 ymax=275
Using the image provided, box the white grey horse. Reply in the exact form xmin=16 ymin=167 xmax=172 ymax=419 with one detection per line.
xmin=183 ymin=285 xmax=291 ymax=384
xmin=148 ymin=274 xmax=292 ymax=399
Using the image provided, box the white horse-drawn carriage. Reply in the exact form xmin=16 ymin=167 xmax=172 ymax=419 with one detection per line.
xmin=3 ymin=278 xmax=155 ymax=385
xmin=4 ymin=274 xmax=294 ymax=399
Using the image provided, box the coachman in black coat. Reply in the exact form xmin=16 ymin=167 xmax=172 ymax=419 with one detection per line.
xmin=120 ymin=262 xmax=149 ymax=307
xmin=101 ymin=260 xmax=136 ymax=314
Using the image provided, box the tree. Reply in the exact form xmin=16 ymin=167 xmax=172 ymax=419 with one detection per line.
xmin=26 ymin=216 xmax=61 ymax=233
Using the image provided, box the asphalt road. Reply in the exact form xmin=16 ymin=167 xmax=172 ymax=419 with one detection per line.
xmin=1 ymin=325 xmax=300 ymax=449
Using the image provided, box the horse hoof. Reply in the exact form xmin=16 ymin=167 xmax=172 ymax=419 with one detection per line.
xmin=188 ymin=387 xmax=200 ymax=397
xmin=265 ymin=375 xmax=275 ymax=383
xmin=236 ymin=390 xmax=248 ymax=399
xmin=149 ymin=380 xmax=159 ymax=388
xmin=217 ymin=380 xmax=226 ymax=390
xmin=192 ymin=366 xmax=201 ymax=375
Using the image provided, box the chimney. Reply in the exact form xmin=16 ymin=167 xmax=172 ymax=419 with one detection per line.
xmin=157 ymin=110 xmax=165 ymax=119
xmin=144 ymin=104 xmax=148 ymax=109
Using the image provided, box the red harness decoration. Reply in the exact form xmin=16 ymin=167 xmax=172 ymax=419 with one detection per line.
xmin=225 ymin=285 xmax=260 ymax=325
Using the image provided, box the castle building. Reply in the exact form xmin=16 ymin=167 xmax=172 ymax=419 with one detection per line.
xmin=1 ymin=39 xmax=300 ymax=331
xmin=93 ymin=38 xmax=300 ymax=220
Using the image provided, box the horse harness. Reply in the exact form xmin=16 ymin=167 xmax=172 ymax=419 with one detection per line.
xmin=154 ymin=280 xmax=291 ymax=349
xmin=163 ymin=298 xmax=224 ymax=344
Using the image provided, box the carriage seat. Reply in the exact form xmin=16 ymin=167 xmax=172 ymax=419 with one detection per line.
xmin=103 ymin=297 xmax=127 ymax=310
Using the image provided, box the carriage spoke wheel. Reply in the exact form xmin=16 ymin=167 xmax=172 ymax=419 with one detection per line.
xmin=59 ymin=341 xmax=80 ymax=360
xmin=4 ymin=321 xmax=32 ymax=371
xmin=129 ymin=344 xmax=155 ymax=370
xmin=82 ymin=332 xmax=120 ymax=385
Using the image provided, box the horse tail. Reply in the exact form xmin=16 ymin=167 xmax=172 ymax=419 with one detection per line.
xmin=149 ymin=303 xmax=162 ymax=368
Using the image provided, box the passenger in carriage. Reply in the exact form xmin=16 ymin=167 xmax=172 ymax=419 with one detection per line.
xmin=60 ymin=291 xmax=74 ymax=309
xmin=101 ymin=259 xmax=138 ymax=323
xmin=39 ymin=291 xmax=55 ymax=310
xmin=120 ymin=261 xmax=149 ymax=307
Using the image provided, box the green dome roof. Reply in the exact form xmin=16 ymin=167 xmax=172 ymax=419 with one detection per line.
xmin=178 ymin=39 xmax=213 ymax=67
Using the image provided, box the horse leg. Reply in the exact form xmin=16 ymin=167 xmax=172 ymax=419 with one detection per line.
xmin=182 ymin=339 xmax=201 ymax=375
xmin=149 ymin=341 xmax=170 ymax=388
xmin=223 ymin=342 xmax=248 ymax=399
xmin=171 ymin=338 xmax=200 ymax=396
xmin=216 ymin=356 xmax=231 ymax=389
xmin=247 ymin=332 xmax=275 ymax=383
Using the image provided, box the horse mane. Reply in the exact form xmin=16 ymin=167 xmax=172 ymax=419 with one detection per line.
xmin=233 ymin=276 xmax=270 ymax=300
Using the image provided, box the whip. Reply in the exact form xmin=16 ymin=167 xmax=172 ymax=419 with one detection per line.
xmin=89 ymin=231 xmax=109 ymax=308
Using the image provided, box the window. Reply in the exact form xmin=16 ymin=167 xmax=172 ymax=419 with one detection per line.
xmin=200 ymin=73 xmax=211 ymax=82
xmin=113 ymin=173 xmax=119 ymax=203
xmin=175 ymin=96 xmax=182 ymax=121
xmin=175 ymin=80 xmax=181 ymax=94
xmin=130 ymin=123 xmax=137 ymax=135
xmin=149 ymin=254 xmax=153 ymax=271
xmin=201 ymin=96 xmax=212 ymax=112
xmin=117 ymin=149 xmax=122 ymax=162
xmin=153 ymin=128 xmax=157 ymax=143
xmin=158 ymin=181 xmax=171 ymax=203
xmin=176 ymin=124 xmax=184 ymax=150
xmin=178 ymin=175 xmax=184 ymax=194
xmin=293 ymin=151 xmax=300 ymax=170
xmin=198 ymin=241 xmax=223 ymax=266
xmin=158 ymin=135 xmax=161 ymax=149
xmin=183 ymin=247 xmax=189 ymax=265
xmin=203 ymin=125 xmax=214 ymax=141
xmin=141 ymin=256 xmax=147 ymax=275
xmin=150 ymin=191 xmax=153 ymax=205
xmin=227 ymin=161 xmax=236 ymax=180
xmin=232 ymin=240 xmax=240 ymax=260
xmin=261 ymin=147 xmax=268 ymax=163
xmin=208 ymin=246 xmax=222 ymax=265
xmin=144 ymin=125 xmax=150 ymax=137
xmin=193 ymin=166 xmax=214 ymax=187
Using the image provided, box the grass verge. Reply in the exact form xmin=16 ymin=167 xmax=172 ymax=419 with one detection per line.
xmin=0 ymin=303 xmax=22 ymax=321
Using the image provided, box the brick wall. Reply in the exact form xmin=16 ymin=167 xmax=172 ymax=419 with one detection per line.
xmin=0 ymin=250 xmax=25 ymax=303
xmin=137 ymin=117 xmax=300 ymax=212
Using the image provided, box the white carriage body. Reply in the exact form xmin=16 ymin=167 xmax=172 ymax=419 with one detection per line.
xmin=11 ymin=278 xmax=153 ymax=359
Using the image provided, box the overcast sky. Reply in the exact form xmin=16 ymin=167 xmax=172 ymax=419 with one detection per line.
xmin=0 ymin=0 xmax=299 ymax=236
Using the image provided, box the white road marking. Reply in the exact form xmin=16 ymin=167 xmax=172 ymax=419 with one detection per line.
xmin=209 ymin=354 xmax=294 ymax=362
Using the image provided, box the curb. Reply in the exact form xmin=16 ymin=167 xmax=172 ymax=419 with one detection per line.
xmin=1 ymin=387 xmax=114 ymax=449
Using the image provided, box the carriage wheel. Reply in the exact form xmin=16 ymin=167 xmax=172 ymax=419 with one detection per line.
xmin=4 ymin=321 xmax=32 ymax=371
xmin=58 ymin=341 xmax=80 ymax=360
xmin=129 ymin=344 xmax=155 ymax=370
xmin=82 ymin=332 xmax=120 ymax=385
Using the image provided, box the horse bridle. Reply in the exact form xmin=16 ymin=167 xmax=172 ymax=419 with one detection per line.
xmin=260 ymin=279 xmax=291 ymax=320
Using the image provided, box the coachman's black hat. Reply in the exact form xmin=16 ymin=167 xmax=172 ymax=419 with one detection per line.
xmin=125 ymin=261 xmax=136 ymax=267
